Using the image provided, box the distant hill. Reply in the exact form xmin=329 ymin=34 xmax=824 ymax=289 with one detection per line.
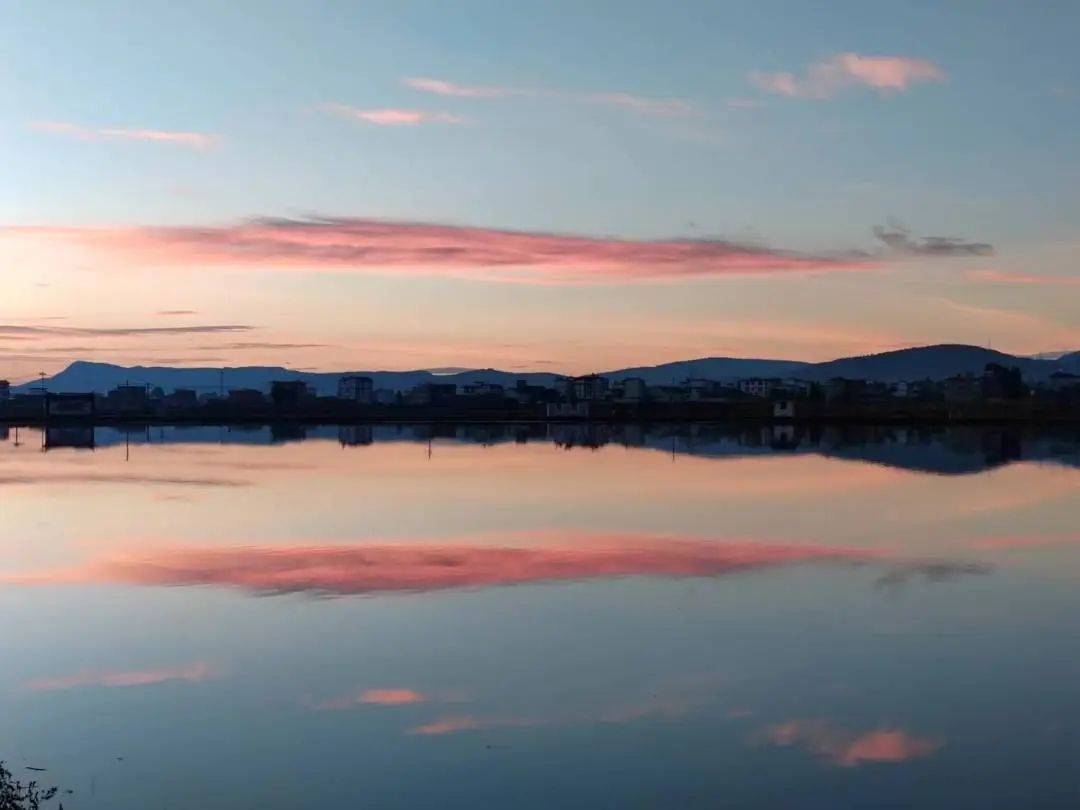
xmin=13 ymin=361 xmax=559 ymax=396
xmin=12 ymin=344 xmax=1080 ymax=395
xmin=602 ymin=357 xmax=808 ymax=385
xmin=1058 ymin=350 xmax=1080 ymax=371
xmin=801 ymin=344 xmax=1071 ymax=383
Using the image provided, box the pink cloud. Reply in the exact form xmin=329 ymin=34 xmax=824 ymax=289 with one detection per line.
xmin=27 ymin=662 xmax=218 ymax=692
xmin=756 ymin=719 xmax=940 ymax=766
xmin=314 ymin=687 xmax=434 ymax=710
xmin=586 ymin=92 xmax=696 ymax=116
xmin=2 ymin=532 xmax=881 ymax=596
xmin=401 ymin=76 xmax=694 ymax=116
xmin=597 ymin=694 xmax=697 ymax=723
xmin=360 ymin=688 xmax=429 ymax=705
xmin=408 ymin=673 xmax=731 ymax=736
xmin=5 ymin=217 xmax=874 ymax=284
xmin=30 ymin=121 xmax=217 ymax=149
xmin=410 ymin=714 xmax=535 ymax=736
xmin=319 ymin=104 xmax=465 ymax=126
xmin=402 ymin=77 xmax=519 ymax=98
xmin=968 ymin=269 xmax=1080 ymax=286
xmin=750 ymin=53 xmax=946 ymax=99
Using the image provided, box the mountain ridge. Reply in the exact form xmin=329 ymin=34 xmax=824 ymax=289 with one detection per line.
xmin=12 ymin=344 xmax=1080 ymax=395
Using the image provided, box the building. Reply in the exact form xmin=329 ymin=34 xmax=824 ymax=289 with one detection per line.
xmin=890 ymin=380 xmax=913 ymax=398
xmin=405 ymin=383 xmax=457 ymax=406
xmin=569 ymin=374 xmax=610 ymax=401
xmin=227 ymin=388 xmax=266 ymax=407
xmin=823 ymin=377 xmax=875 ymax=404
xmin=45 ymin=393 xmax=96 ymax=418
xmin=737 ymin=378 xmax=783 ymax=398
xmin=773 ymin=399 xmax=796 ymax=419
xmin=106 ymin=385 xmax=149 ymax=414
xmin=0 ymin=380 xmax=9 ymax=401
xmin=270 ymin=380 xmax=310 ymax=409
xmin=981 ymin=363 xmax=1025 ymax=399
xmin=620 ymin=377 xmax=648 ymax=402
xmin=5 ymin=394 xmax=45 ymax=417
xmin=460 ymin=381 xmax=505 ymax=397
xmin=780 ymin=379 xmax=814 ymax=398
xmin=338 ymin=375 xmax=374 ymax=404
xmin=508 ymin=379 xmax=552 ymax=406
xmin=163 ymin=389 xmax=199 ymax=411
xmin=943 ymin=375 xmax=980 ymax=403
xmin=648 ymin=385 xmax=688 ymax=403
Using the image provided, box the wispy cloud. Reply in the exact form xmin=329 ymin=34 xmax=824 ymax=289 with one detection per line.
xmin=750 ymin=53 xmax=945 ymax=99
xmin=27 ymin=662 xmax=218 ymax=692
xmin=30 ymin=121 xmax=218 ymax=149
xmin=725 ymin=98 xmax=766 ymax=109
xmin=968 ymin=268 xmax=1080 ymax=286
xmin=313 ymin=686 xmax=469 ymax=711
xmin=409 ymin=673 xmax=733 ymax=737
xmin=402 ymin=77 xmax=520 ymax=98
xmin=410 ymin=714 xmax=535 ymax=735
xmin=319 ymin=104 xmax=465 ymax=126
xmin=402 ymin=76 xmax=695 ymax=116
xmin=315 ymin=688 xmax=431 ymax=710
xmin=874 ymin=560 xmax=991 ymax=588
xmin=585 ymin=92 xmax=696 ymax=116
xmin=157 ymin=309 xmax=199 ymax=316
xmin=4 ymin=217 xmax=874 ymax=285
xmin=0 ymin=324 xmax=253 ymax=338
xmin=754 ymin=719 xmax=941 ymax=766
xmin=200 ymin=341 xmax=328 ymax=350
xmin=0 ymin=472 xmax=248 ymax=488
xmin=873 ymin=224 xmax=992 ymax=256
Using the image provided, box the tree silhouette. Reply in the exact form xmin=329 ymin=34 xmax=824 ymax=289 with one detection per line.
xmin=0 ymin=762 xmax=61 ymax=809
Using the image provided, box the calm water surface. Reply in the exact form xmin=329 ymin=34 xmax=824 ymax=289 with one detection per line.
xmin=2 ymin=424 xmax=1079 ymax=808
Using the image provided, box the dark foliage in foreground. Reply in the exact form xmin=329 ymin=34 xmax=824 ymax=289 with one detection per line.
xmin=0 ymin=762 xmax=60 ymax=809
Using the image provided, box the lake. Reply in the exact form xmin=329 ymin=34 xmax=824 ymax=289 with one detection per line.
xmin=2 ymin=423 xmax=1079 ymax=809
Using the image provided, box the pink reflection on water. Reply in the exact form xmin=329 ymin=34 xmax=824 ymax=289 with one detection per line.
xmin=3 ymin=533 xmax=882 ymax=596
xmin=755 ymin=718 xmax=940 ymax=766
xmin=28 ymin=662 xmax=218 ymax=692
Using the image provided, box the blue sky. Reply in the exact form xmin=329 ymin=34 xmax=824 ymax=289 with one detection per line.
xmin=1 ymin=1 xmax=1078 ymax=377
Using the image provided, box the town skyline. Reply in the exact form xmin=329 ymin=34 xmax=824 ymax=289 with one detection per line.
xmin=3 ymin=2 xmax=1079 ymax=380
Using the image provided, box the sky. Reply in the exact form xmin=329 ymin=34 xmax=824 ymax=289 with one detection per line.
xmin=1 ymin=0 xmax=1079 ymax=380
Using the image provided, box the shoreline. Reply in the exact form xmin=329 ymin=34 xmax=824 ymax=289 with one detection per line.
xmin=5 ymin=412 xmax=1080 ymax=427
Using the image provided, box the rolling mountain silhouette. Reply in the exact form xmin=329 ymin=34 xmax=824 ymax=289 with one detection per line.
xmin=14 ymin=344 xmax=1080 ymax=394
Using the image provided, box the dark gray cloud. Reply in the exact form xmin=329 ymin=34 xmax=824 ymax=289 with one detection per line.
xmin=873 ymin=225 xmax=992 ymax=256
xmin=875 ymin=560 xmax=992 ymax=588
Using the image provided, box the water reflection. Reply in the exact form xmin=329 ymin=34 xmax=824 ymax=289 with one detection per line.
xmin=8 ymin=421 xmax=1079 ymax=474
xmin=0 ymin=423 xmax=1078 ymax=809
